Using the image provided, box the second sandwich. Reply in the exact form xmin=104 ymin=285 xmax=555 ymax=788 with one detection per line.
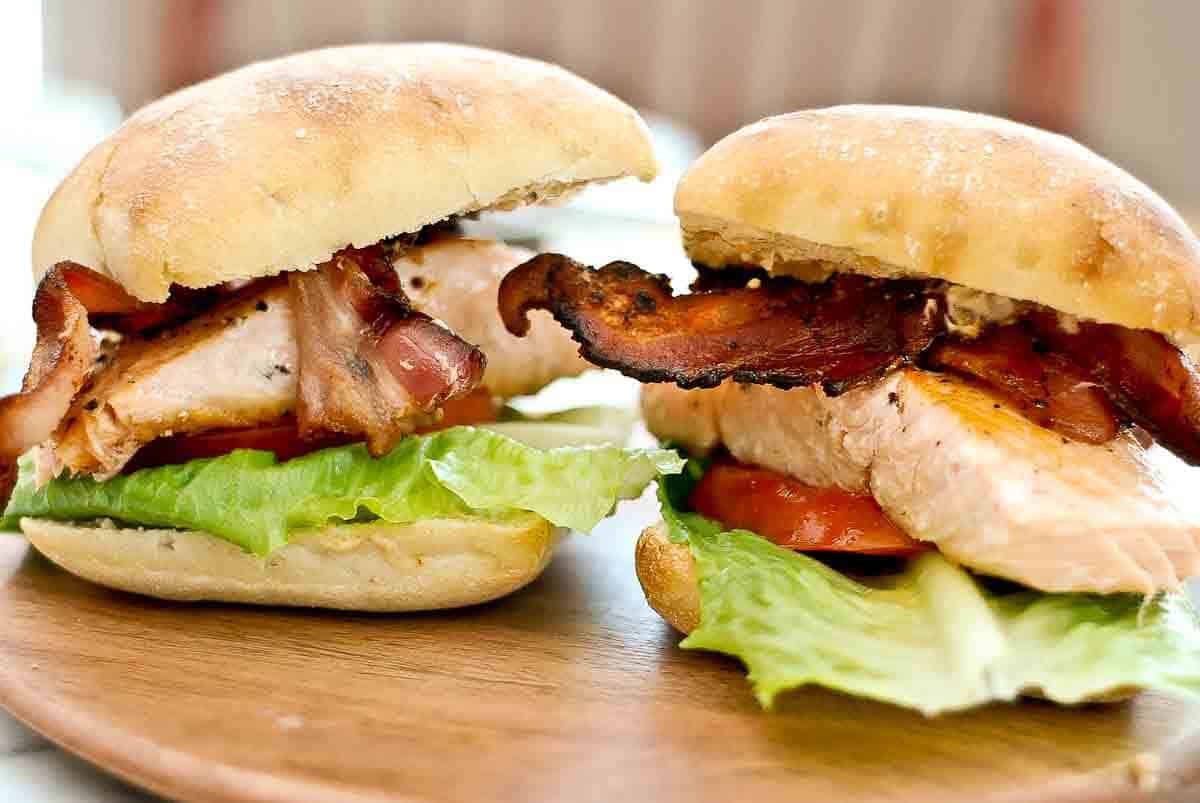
xmin=500 ymin=105 xmax=1200 ymax=714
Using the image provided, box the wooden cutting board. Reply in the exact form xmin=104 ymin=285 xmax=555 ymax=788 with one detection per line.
xmin=0 ymin=493 xmax=1196 ymax=803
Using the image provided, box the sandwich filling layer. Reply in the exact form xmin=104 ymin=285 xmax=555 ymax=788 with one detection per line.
xmin=644 ymin=376 xmax=1200 ymax=594
xmin=500 ymin=256 xmax=1200 ymax=464
xmin=0 ymin=231 xmax=682 ymax=551
xmin=502 ymin=255 xmax=1200 ymax=590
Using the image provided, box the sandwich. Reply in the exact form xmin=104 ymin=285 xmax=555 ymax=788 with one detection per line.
xmin=499 ymin=106 xmax=1200 ymax=714
xmin=0 ymin=43 xmax=681 ymax=611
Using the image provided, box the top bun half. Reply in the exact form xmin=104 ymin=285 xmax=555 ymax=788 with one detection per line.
xmin=676 ymin=105 xmax=1200 ymax=342
xmin=34 ymin=43 xmax=658 ymax=302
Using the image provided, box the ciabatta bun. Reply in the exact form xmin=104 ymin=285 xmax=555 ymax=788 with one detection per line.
xmin=676 ymin=106 xmax=1200 ymax=343
xmin=34 ymin=43 xmax=657 ymax=302
xmin=21 ymin=515 xmax=560 ymax=611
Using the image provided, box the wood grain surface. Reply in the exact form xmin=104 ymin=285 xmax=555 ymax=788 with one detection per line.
xmin=0 ymin=492 xmax=1196 ymax=803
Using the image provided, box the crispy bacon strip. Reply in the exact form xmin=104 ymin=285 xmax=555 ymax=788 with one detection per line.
xmin=289 ymin=248 xmax=486 ymax=455
xmin=927 ymin=326 xmax=1123 ymax=444
xmin=56 ymin=261 xmax=223 ymax=335
xmin=0 ymin=268 xmax=98 ymax=508
xmin=498 ymin=254 xmax=941 ymax=394
xmin=1025 ymin=312 xmax=1200 ymax=465
xmin=499 ymin=254 xmax=1200 ymax=458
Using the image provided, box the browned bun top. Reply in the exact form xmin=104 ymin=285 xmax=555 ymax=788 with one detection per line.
xmin=34 ymin=43 xmax=658 ymax=302
xmin=676 ymin=105 xmax=1200 ymax=342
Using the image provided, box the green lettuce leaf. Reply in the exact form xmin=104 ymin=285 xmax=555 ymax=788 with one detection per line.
xmin=0 ymin=427 xmax=682 ymax=556
xmin=659 ymin=481 xmax=1200 ymax=715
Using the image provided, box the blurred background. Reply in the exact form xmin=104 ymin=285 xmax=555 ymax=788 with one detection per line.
xmin=2 ymin=0 xmax=1199 ymax=390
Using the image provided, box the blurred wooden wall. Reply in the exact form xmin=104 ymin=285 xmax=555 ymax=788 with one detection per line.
xmin=44 ymin=0 xmax=1022 ymax=141
xmin=43 ymin=0 xmax=1199 ymax=208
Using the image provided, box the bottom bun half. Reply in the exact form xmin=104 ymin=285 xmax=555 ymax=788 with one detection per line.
xmin=20 ymin=515 xmax=562 ymax=612
xmin=634 ymin=523 xmax=700 ymax=634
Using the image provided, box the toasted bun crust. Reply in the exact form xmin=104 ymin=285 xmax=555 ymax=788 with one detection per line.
xmin=21 ymin=515 xmax=560 ymax=611
xmin=676 ymin=105 xmax=1200 ymax=342
xmin=34 ymin=43 xmax=657 ymax=302
xmin=634 ymin=523 xmax=699 ymax=634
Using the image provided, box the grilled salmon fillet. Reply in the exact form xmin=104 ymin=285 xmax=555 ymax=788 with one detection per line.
xmin=643 ymin=373 xmax=1200 ymax=594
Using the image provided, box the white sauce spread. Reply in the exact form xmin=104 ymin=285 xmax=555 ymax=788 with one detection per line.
xmin=943 ymin=285 xmax=1020 ymax=338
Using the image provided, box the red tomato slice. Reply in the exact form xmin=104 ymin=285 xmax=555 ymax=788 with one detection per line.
xmin=126 ymin=388 xmax=498 ymax=471
xmin=689 ymin=459 xmax=930 ymax=557
xmin=124 ymin=424 xmax=351 ymax=470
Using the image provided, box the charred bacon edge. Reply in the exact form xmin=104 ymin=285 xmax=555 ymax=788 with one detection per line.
xmin=499 ymin=253 xmax=942 ymax=395
xmin=1023 ymin=311 xmax=1200 ymax=465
